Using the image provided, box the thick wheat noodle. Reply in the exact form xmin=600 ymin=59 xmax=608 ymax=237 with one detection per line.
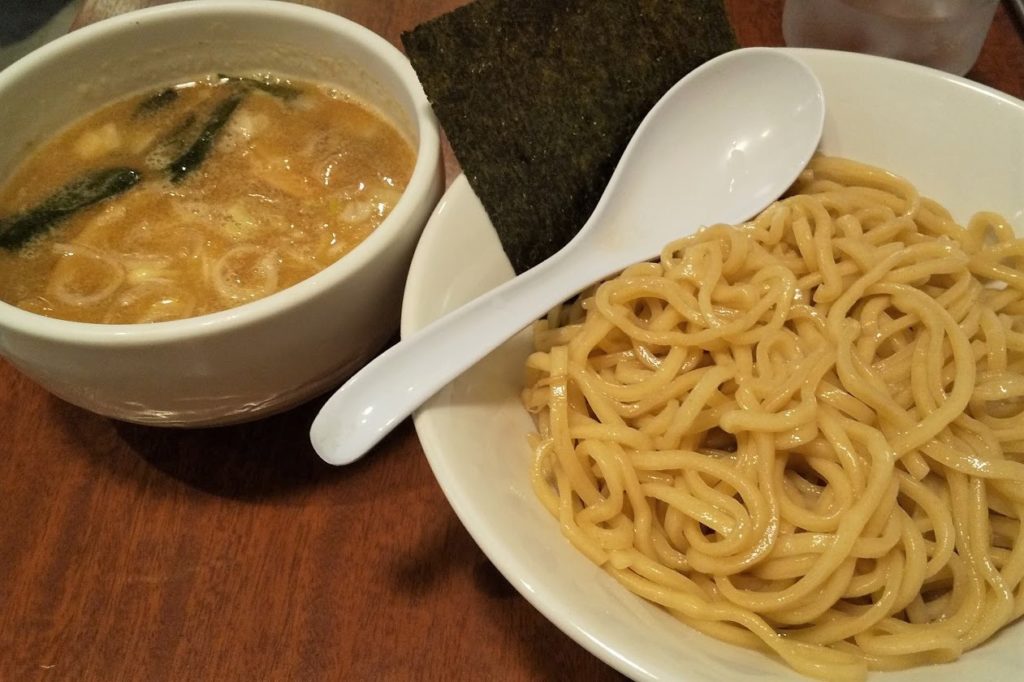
xmin=522 ymin=156 xmax=1024 ymax=680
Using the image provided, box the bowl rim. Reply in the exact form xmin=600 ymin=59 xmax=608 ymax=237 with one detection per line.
xmin=0 ymin=0 xmax=441 ymax=347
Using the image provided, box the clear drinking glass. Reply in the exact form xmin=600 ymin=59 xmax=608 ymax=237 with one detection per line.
xmin=782 ymin=0 xmax=999 ymax=75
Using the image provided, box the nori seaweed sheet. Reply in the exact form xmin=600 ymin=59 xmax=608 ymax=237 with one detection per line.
xmin=402 ymin=0 xmax=737 ymax=273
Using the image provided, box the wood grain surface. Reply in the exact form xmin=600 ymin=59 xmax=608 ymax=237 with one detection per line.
xmin=3 ymin=1 xmax=1022 ymax=680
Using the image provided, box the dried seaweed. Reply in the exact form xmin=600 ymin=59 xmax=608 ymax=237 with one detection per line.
xmin=403 ymin=0 xmax=737 ymax=272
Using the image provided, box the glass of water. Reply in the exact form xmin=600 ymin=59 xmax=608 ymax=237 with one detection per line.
xmin=782 ymin=0 xmax=999 ymax=75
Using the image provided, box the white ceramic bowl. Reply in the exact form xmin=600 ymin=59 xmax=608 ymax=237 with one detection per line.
xmin=0 ymin=1 xmax=443 ymax=425
xmin=403 ymin=49 xmax=1024 ymax=681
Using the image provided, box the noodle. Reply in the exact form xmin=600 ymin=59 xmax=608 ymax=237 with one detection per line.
xmin=522 ymin=156 xmax=1024 ymax=680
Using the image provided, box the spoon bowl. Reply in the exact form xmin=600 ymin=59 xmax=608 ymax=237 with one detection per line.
xmin=311 ymin=47 xmax=825 ymax=465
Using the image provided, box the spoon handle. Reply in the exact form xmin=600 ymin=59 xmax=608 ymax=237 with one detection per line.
xmin=310 ymin=250 xmax=604 ymax=464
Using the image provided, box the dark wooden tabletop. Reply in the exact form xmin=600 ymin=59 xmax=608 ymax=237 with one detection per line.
xmin=2 ymin=1 xmax=1022 ymax=680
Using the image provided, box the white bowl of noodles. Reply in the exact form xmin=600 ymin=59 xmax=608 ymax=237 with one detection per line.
xmin=402 ymin=50 xmax=1024 ymax=681
xmin=0 ymin=1 xmax=442 ymax=425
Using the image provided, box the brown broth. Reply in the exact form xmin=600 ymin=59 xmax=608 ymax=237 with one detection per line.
xmin=0 ymin=74 xmax=416 ymax=323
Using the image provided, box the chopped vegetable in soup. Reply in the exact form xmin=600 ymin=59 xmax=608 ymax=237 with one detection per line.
xmin=0 ymin=73 xmax=416 ymax=323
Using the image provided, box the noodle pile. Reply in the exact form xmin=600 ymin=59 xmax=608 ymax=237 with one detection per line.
xmin=522 ymin=157 xmax=1024 ymax=680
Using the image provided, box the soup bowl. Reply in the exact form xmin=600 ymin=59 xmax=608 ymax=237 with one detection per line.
xmin=0 ymin=1 xmax=443 ymax=425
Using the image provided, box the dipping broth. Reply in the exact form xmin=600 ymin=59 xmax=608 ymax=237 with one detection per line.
xmin=0 ymin=74 xmax=416 ymax=323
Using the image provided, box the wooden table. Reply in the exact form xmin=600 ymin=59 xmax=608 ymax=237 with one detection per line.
xmin=3 ymin=2 xmax=1022 ymax=680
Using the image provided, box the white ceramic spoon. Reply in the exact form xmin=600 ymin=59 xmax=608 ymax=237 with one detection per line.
xmin=311 ymin=47 xmax=825 ymax=465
